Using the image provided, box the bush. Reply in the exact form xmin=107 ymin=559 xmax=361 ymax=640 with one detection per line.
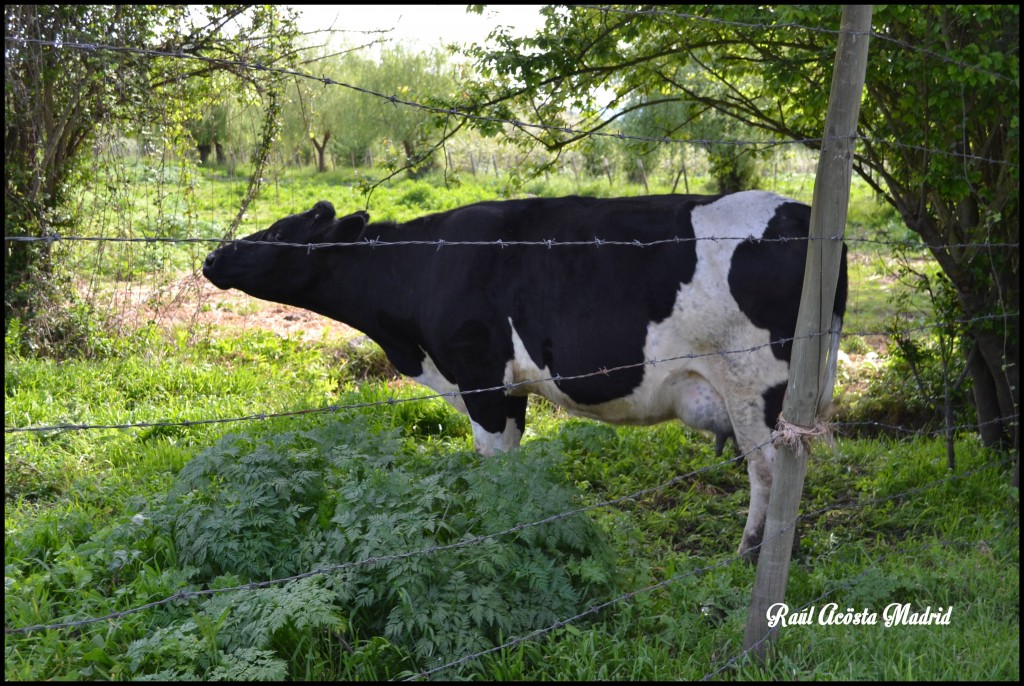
xmin=4 ymin=268 xmax=117 ymax=360
xmin=136 ymin=418 xmax=616 ymax=677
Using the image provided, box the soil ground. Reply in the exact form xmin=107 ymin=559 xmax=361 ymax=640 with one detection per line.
xmin=96 ymin=272 xmax=356 ymax=341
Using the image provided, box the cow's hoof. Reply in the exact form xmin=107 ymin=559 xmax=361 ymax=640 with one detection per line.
xmin=738 ymin=528 xmax=764 ymax=565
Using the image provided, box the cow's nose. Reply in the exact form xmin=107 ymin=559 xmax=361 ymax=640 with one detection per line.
xmin=203 ymin=252 xmax=217 ymax=270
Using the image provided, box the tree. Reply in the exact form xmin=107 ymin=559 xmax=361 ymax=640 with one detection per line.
xmin=281 ymin=48 xmax=376 ymax=173
xmin=464 ymin=5 xmax=1019 ymax=453
xmin=359 ymin=46 xmax=464 ymax=178
xmin=617 ymin=92 xmax=765 ymax=193
xmin=5 ymin=5 xmax=298 ymax=340
xmin=284 ymin=57 xmax=340 ymax=172
xmin=277 ymin=46 xmax=463 ymax=177
xmin=189 ymin=88 xmax=230 ymax=166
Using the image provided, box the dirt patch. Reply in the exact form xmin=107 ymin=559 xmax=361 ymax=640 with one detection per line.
xmin=92 ymin=272 xmax=357 ymax=341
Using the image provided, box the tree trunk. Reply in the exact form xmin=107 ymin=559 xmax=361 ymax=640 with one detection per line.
xmin=902 ymin=209 xmax=1019 ymax=458
xmin=636 ymin=158 xmax=648 ymax=193
xmin=310 ymin=131 xmax=330 ymax=173
xmin=672 ymin=154 xmax=689 ymax=194
xmin=965 ymin=340 xmax=1004 ymax=446
xmin=972 ymin=327 xmax=1019 ymax=449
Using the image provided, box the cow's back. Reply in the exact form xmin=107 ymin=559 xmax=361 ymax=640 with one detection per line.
xmin=379 ymin=191 xmax=840 ymax=431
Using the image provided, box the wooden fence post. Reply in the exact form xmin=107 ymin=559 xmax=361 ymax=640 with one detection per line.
xmin=742 ymin=4 xmax=873 ymax=662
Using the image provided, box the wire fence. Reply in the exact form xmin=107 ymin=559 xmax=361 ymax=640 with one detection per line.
xmin=4 ymin=434 xmax=1013 ymax=637
xmin=4 ymin=6 xmax=1019 ymax=681
xmin=4 ymin=231 xmax=1021 ymax=253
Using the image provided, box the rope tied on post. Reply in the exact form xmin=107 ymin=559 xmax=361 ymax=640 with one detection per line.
xmin=772 ymin=412 xmax=833 ymax=453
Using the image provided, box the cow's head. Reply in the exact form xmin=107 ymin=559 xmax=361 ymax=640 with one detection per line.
xmin=202 ymin=201 xmax=368 ymax=299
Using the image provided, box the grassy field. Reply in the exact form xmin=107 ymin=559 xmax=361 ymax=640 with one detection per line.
xmin=4 ymin=166 xmax=1019 ymax=680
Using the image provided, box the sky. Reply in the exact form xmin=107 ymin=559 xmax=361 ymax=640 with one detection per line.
xmin=290 ymin=4 xmax=547 ymax=52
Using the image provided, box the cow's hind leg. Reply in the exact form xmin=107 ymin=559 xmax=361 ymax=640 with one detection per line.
xmin=724 ymin=400 xmax=779 ymax=564
xmin=739 ymin=439 xmax=776 ymax=563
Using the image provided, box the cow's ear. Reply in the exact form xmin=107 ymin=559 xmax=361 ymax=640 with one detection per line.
xmin=310 ymin=200 xmax=336 ymax=222
xmin=331 ymin=210 xmax=369 ymax=243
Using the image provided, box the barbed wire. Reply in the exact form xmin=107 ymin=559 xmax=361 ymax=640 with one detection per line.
xmin=407 ymin=537 xmax=752 ymax=680
xmin=3 ymin=439 xmax=753 ymax=635
xmin=2 ymin=231 xmax=1020 ymax=254
xmin=4 ymin=36 xmax=1017 ymax=169
xmin=832 ymin=416 xmax=1020 ymax=438
xmin=6 ymin=312 xmax=1017 ymax=435
xmin=0 ymin=335 xmax=817 ymax=433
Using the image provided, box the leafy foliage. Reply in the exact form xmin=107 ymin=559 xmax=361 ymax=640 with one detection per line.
xmin=125 ymin=616 xmax=290 ymax=681
xmin=143 ymin=417 xmax=616 ymax=674
xmin=4 ymin=5 xmax=299 ymax=350
xmin=885 ymin=260 xmax=973 ymax=423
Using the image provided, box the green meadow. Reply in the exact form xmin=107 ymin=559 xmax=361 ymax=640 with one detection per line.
xmin=4 ymin=166 xmax=1018 ymax=680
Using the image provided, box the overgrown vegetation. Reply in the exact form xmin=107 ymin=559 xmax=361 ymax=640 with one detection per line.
xmin=4 ymin=5 xmax=1019 ymax=679
xmin=5 ymin=168 xmax=1019 ymax=680
xmin=11 ymin=417 xmax=610 ymax=680
xmin=5 ymin=4 xmax=298 ymax=355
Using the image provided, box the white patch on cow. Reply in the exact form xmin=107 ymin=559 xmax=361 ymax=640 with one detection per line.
xmin=470 ymin=417 xmax=523 ymax=456
xmin=501 ymin=416 xmax=523 ymax=451
xmin=676 ymin=191 xmax=793 ymax=556
xmin=471 ymin=420 xmax=505 ymax=456
xmin=673 ymin=372 xmax=732 ymax=438
xmin=411 ymin=349 xmax=467 ymax=414
xmin=506 ymin=325 xmax=563 ymax=400
xmin=413 ymin=351 xmax=523 ymax=456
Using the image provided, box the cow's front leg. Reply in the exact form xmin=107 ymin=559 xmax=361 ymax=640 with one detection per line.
xmin=463 ymin=390 xmax=527 ymax=456
xmin=500 ymin=395 xmax=527 ymax=452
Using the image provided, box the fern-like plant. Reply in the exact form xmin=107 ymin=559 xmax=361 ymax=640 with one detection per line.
xmin=137 ymin=416 xmax=616 ymax=677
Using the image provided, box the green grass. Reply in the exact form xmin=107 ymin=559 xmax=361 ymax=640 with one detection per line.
xmin=6 ymin=322 xmax=1017 ymax=680
xmin=5 ymin=165 xmax=1018 ymax=681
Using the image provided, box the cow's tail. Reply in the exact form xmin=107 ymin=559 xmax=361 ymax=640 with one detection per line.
xmin=817 ymin=312 xmax=844 ymax=418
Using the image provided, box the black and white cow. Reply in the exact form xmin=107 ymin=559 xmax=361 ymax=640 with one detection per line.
xmin=202 ymin=191 xmax=848 ymax=559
